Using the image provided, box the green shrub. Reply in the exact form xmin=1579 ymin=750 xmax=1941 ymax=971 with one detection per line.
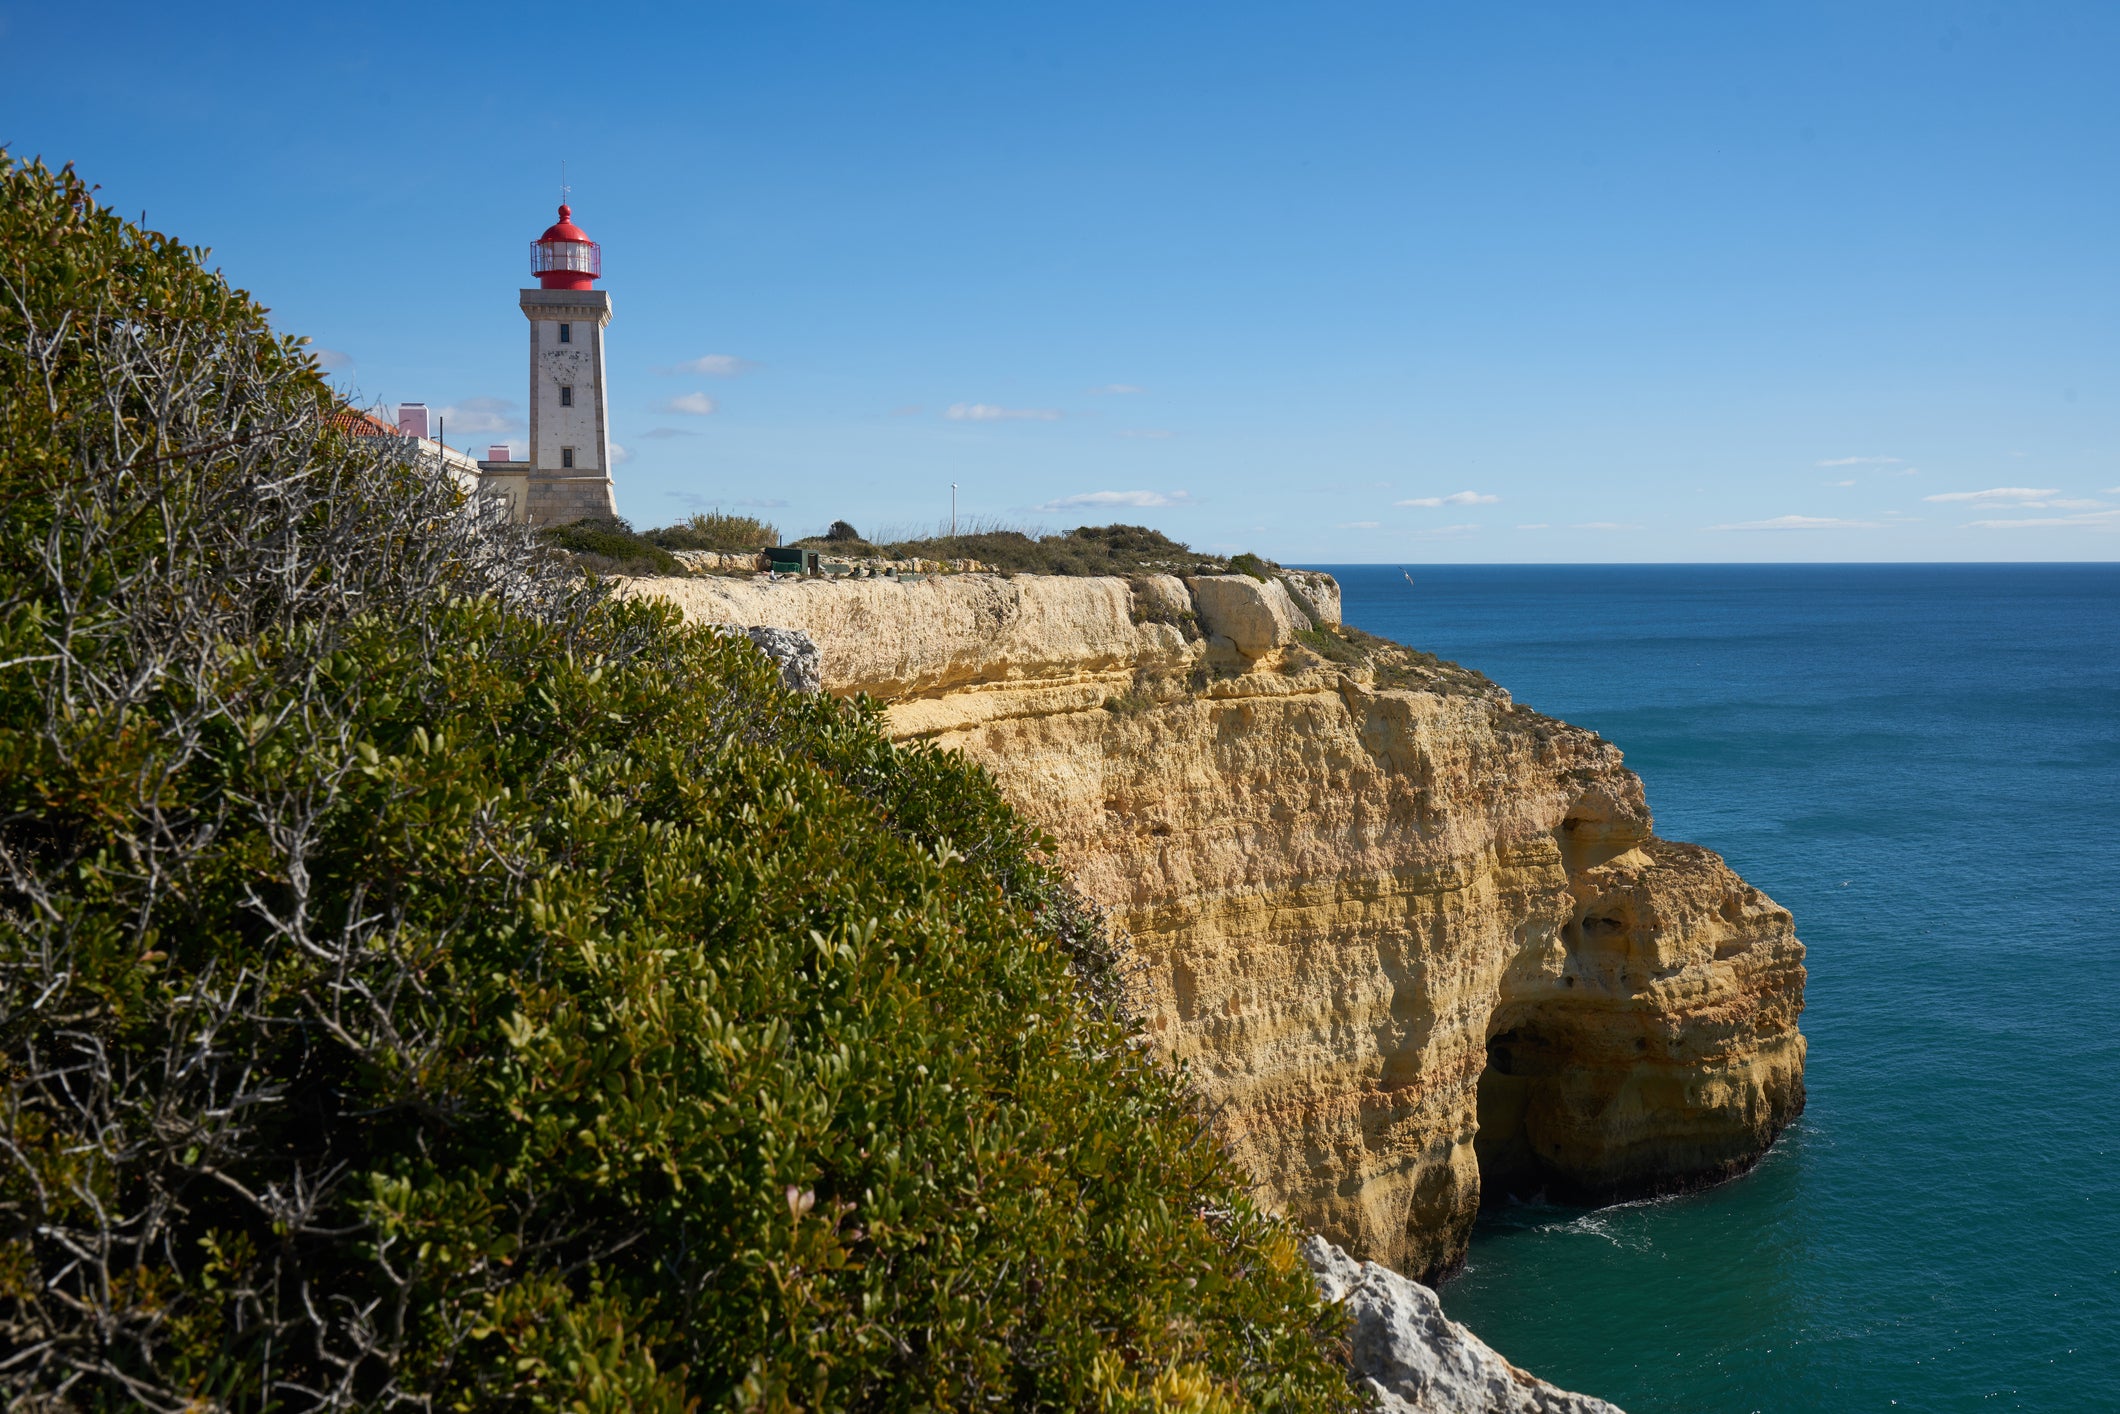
xmin=1293 ymin=627 xmax=1364 ymax=667
xmin=1225 ymin=553 xmax=1272 ymax=582
xmin=0 ymin=154 xmax=1351 ymax=1413
xmin=876 ymin=524 xmax=1217 ymax=577
xmin=539 ymin=515 xmax=687 ymax=574
xmin=1102 ymin=690 xmax=1160 ymax=717
xmin=1291 ymin=623 xmax=1501 ymax=699
xmin=647 ymin=510 xmax=781 ymax=551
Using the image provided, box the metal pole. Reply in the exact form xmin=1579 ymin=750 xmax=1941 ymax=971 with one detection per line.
xmin=951 ymin=483 xmax=957 ymax=538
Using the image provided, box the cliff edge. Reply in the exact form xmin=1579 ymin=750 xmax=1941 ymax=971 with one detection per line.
xmin=1304 ymin=1235 xmax=1623 ymax=1414
xmin=627 ymin=569 xmax=1807 ymax=1283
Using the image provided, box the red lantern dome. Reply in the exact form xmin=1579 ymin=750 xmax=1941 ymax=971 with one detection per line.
xmin=530 ymin=204 xmax=601 ymax=290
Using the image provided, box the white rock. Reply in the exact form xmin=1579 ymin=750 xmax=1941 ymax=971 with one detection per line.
xmin=1186 ymin=574 xmax=1309 ymax=656
xmin=742 ymin=626 xmax=822 ymax=694
xmin=630 ymin=575 xmax=1172 ymax=700
xmin=1303 ymin=1236 xmax=1623 ymax=1414
xmin=670 ymin=548 xmax=767 ymax=573
xmin=1129 ymin=573 xmax=1194 ymax=625
xmin=1281 ymin=571 xmax=1342 ymax=628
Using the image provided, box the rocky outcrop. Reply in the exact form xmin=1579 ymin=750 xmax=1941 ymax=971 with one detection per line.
xmin=626 ymin=570 xmax=1806 ymax=1283
xmin=1303 ymin=1236 xmax=1621 ymax=1414
xmin=1188 ymin=573 xmax=1311 ymax=653
xmin=738 ymin=625 xmax=822 ymax=694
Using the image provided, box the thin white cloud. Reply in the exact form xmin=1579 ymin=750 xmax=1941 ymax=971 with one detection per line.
xmin=312 ymin=347 xmax=353 ymax=371
xmin=638 ymin=427 xmax=699 ymax=439
xmin=609 ymin=443 xmax=632 ymax=465
xmin=660 ymin=354 xmax=752 ymax=377
xmin=1515 ymin=523 xmax=1551 ymax=530
xmin=667 ymin=493 xmax=791 ymax=510
xmin=1922 ymin=487 xmax=2058 ymax=504
xmin=1337 ymin=520 xmax=1382 ymax=529
xmin=1709 ymin=515 xmax=1885 ymax=531
xmin=661 ymin=392 xmax=720 ymax=416
xmin=1395 ymin=490 xmax=1499 ymax=508
xmin=1119 ymin=428 xmax=1173 ymax=439
xmin=1572 ymin=521 xmax=1643 ymax=532
xmin=1967 ymin=508 xmax=2120 ymax=530
xmin=437 ymin=396 xmax=519 ymax=434
xmin=947 ymin=403 xmax=1062 ymax=422
xmin=1035 ymin=489 xmax=1191 ymax=511
xmin=1831 ymin=479 xmax=1856 ymax=487
xmin=1817 ymin=455 xmax=1903 ymax=467
xmin=1089 ymin=383 xmax=1144 ymax=395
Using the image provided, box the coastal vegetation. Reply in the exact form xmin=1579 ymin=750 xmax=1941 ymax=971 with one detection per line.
xmin=0 ymin=155 xmax=1353 ymax=1411
xmin=1291 ymin=624 xmax=1502 ymax=698
xmin=536 ymin=515 xmax=689 ymax=574
xmin=535 ymin=511 xmax=784 ymax=575
xmin=535 ymin=516 xmax=1283 ymax=582
xmin=651 ymin=509 xmax=783 ymax=551
xmin=838 ymin=523 xmax=1237 ymax=577
xmin=530 ymin=508 xmax=1279 ymax=584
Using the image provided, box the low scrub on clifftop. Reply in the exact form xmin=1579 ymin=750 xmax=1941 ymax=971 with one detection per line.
xmin=0 ymin=156 xmax=1351 ymax=1411
xmin=652 ymin=509 xmax=783 ymax=551
xmin=786 ymin=523 xmax=1242 ymax=577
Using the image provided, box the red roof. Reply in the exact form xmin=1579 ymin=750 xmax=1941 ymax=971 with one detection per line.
xmin=538 ymin=203 xmax=592 ymax=245
xmin=327 ymin=405 xmax=401 ymax=438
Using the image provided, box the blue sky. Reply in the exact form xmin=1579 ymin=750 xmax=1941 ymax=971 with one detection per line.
xmin=8 ymin=1 xmax=2116 ymax=561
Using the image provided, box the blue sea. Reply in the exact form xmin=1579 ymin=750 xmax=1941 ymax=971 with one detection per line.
xmin=1317 ymin=564 xmax=2120 ymax=1414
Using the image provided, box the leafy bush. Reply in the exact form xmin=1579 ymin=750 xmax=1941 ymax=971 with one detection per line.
xmin=823 ymin=519 xmax=863 ymax=543
xmin=538 ymin=515 xmax=686 ymax=574
xmin=646 ymin=510 xmax=781 ymax=551
xmin=1293 ymin=627 xmax=1364 ymax=667
xmin=1225 ymin=553 xmax=1271 ymax=582
xmin=0 ymin=155 xmax=1351 ymax=1413
xmin=873 ymin=524 xmax=1218 ymax=577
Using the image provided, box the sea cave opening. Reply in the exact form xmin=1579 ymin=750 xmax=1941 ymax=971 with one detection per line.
xmin=1473 ymin=1008 xmax=1556 ymax=1206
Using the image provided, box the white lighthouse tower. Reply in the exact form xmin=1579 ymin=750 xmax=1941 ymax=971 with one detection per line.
xmin=518 ymin=202 xmax=616 ymax=523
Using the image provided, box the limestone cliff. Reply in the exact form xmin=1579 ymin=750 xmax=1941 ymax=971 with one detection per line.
xmin=627 ymin=569 xmax=1807 ymax=1283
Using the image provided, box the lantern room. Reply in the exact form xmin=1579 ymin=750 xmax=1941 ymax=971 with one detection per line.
xmin=530 ymin=204 xmax=601 ymax=290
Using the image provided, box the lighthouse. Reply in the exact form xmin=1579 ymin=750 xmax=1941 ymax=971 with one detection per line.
xmin=517 ymin=203 xmax=616 ymax=523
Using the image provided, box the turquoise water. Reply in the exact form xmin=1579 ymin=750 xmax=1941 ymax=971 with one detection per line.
xmin=1320 ymin=564 xmax=2120 ymax=1414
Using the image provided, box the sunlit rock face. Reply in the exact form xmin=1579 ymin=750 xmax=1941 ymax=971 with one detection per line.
xmin=631 ymin=570 xmax=1807 ymax=1283
xmin=1304 ymin=1234 xmax=1625 ymax=1414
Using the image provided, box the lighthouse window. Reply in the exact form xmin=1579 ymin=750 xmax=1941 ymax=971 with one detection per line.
xmin=559 ymin=385 xmax=574 ymax=407
xmin=561 ymin=447 xmax=575 ymax=469
xmin=558 ymin=322 xmax=572 ymax=344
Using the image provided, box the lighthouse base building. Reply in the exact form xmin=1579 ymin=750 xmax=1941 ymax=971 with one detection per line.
xmin=474 ymin=203 xmax=619 ymax=525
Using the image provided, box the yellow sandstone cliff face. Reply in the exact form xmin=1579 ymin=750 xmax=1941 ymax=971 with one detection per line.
xmin=627 ymin=570 xmax=1807 ymax=1283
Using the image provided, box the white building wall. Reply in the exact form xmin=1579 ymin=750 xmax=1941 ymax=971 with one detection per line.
xmin=518 ymin=288 xmax=617 ymax=524
xmin=528 ymin=313 xmax=609 ymax=474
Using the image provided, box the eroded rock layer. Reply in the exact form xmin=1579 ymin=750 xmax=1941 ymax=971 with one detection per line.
xmin=629 ymin=570 xmax=1806 ymax=1282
